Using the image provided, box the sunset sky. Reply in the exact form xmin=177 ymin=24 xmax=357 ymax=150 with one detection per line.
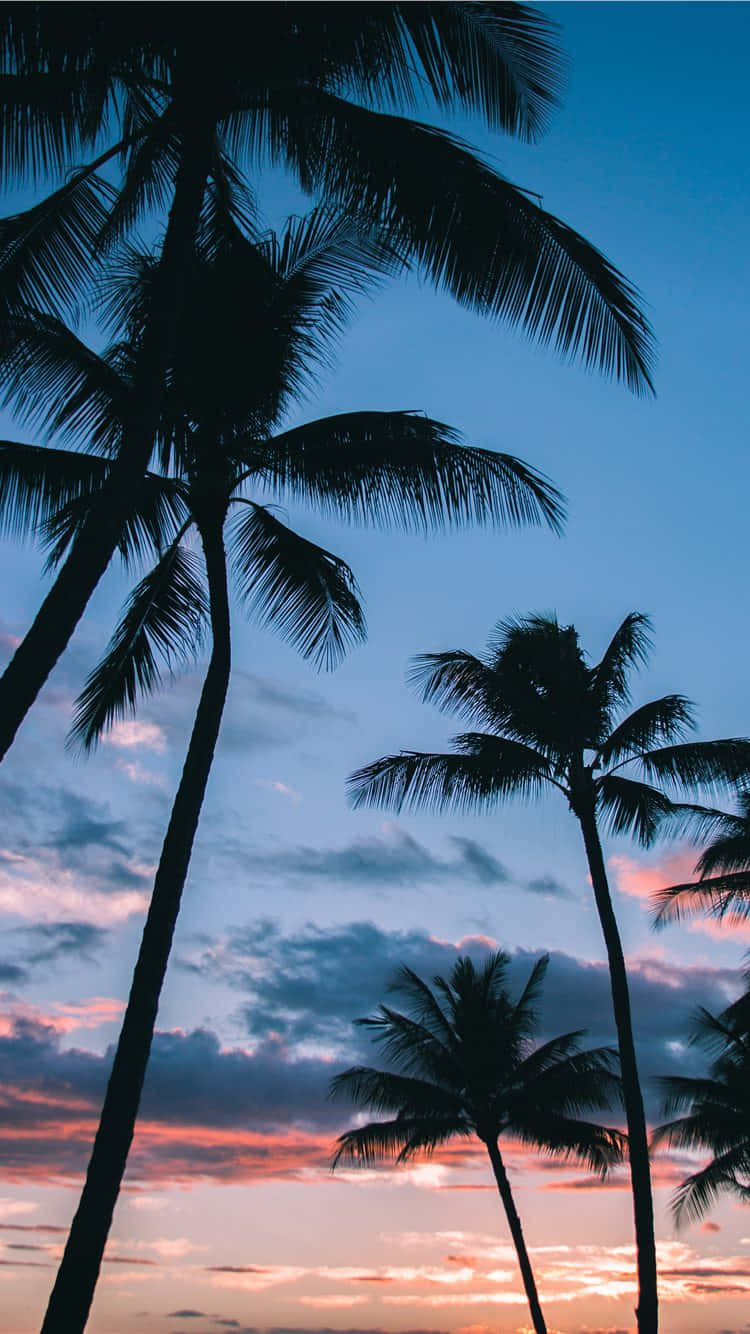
xmin=2 ymin=4 xmax=750 ymax=1333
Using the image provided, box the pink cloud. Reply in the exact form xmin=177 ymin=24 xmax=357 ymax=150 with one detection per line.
xmin=104 ymin=720 xmax=166 ymax=752
xmin=0 ymin=856 xmax=148 ymax=925
xmin=609 ymin=852 xmax=698 ymax=902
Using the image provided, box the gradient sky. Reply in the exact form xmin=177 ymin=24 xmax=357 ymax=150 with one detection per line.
xmin=2 ymin=4 xmax=750 ymax=1333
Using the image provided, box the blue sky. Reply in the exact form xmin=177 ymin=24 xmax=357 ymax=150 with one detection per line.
xmin=2 ymin=5 xmax=750 ymax=1332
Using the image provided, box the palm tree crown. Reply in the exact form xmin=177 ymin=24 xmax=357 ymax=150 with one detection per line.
xmin=348 ymin=613 xmax=750 ymax=834
xmin=653 ymin=989 xmax=750 ymax=1223
xmin=331 ymin=951 xmax=623 ymax=1334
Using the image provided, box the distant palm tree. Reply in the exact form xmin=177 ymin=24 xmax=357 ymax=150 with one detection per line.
xmin=653 ymin=791 xmax=750 ymax=928
xmin=348 ymin=612 xmax=750 ymax=1334
xmin=0 ymin=206 xmax=562 ymax=1334
xmin=653 ymin=988 xmax=750 ymax=1223
xmin=0 ymin=3 xmax=655 ymax=764
xmin=331 ymin=951 xmax=624 ymax=1334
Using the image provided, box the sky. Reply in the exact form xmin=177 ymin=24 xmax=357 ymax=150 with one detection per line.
xmin=1 ymin=4 xmax=750 ymax=1333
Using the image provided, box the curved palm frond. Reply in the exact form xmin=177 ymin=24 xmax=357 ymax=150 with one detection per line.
xmin=41 ymin=472 xmax=188 ymax=571
xmin=397 ymin=3 xmax=562 ymax=140
xmin=0 ymin=311 xmax=125 ymax=448
xmin=0 ymin=438 xmax=108 ymax=539
xmin=637 ymin=740 xmax=750 ymax=798
xmin=251 ymin=411 xmax=564 ymax=533
xmin=229 ymin=500 xmax=365 ymax=671
xmin=597 ymin=695 xmax=696 ymax=769
xmin=348 ymin=734 xmax=554 ymax=816
xmin=652 ymin=872 xmax=750 ymax=929
xmin=0 ymin=166 xmax=115 ymax=316
xmin=597 ymin=773 xmax=677 ymax=846
xmin=332 ymin=1113 xmax=470 ymax=1169
xmin=259 ymin=89 xmax=654 ymax=392
xmin=329 ymin=1066 xmax=462 ymax=1120
xmin=68 ymin=539 xmax=207 ymax=750
xmin=588 ymin=612 xmax=653 ymax=718
xmin=407 ymin=649 xmax=499 ymax=726
xmin=512 ymin=1111 xmax=625 ymax=1177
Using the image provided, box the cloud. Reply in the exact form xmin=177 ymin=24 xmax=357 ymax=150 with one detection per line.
xmin=10 ymin=922 xmax=108 ymax=967
xmin=227 ymin=825 xmax=510 ymax=894
xmin=104 ymin=720 xmax=167 ymax=752
xmin=524 ymin=874 xmax=573 ymax=899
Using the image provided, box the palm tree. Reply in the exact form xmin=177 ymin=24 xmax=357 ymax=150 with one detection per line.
xmin=652 ymin=989 xmax=750 ymax=1224
xmin=331 ymin=951 xmax=624 ymax=1334
xmin=0 ymin=4 xmax=656 ymax=762
xmin=652 ymin=792 xmax=750 ymax=928
xmin=2 ymin=209 xmax=563 ymax=1334
xmin=347 ymin=612 xmax=750 ymax=1334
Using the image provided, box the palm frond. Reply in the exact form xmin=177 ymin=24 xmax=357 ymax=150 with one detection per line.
xmin=598 ymin=695 xmax=696 ymax=768
xmin=331 ymin=1114 xmax=469 ymax=1169
xmin=329 ymin=1066 xmax=462 ymax=1120
xmin=637 ymin=739 xmax=750 ymax=798
xmin=512 ymin=1111 xmax=625 ymax=1177
xmin=41 ymin=472 xmax=188 ymax=571
xmin=387 ymin=965 xmax=460 ymax=1055
xmin=95 ymin=110 xmax=180 ymax=252
xmin=652 ymin=872 xmax=750 ymax=929
xmin=407 ymin=649 xmax=500 ymax=725
xmin=229 ymin=501 xmax=365 ymax=671
xmin=356 ymin=1005 xmax=460 ymax=1088
xmin=69 ymin=541 xmax=207 ymax=750
xmin=0 ymin=438 xmax=107 ymax=540
xmin=347 ymin=734 xmax=554 ymax=816
xmin=0 ymin=167 xmax=114 ymax=316
xmin=0 ymin=311 xmax=125 ymax=448
xmin=510 ymin=954 xmax=550 ymax=1036
xmin=669 ymin=1153 xmax=750 ymax=1226
xmin=262 ymin=90 xmax=654 ymax=392
xmin=597 ymin=773 xmax=677 ymax=846
xmin=250 ymin=411 xmax=564 ymax=532
xmin=588 ymin=612 xmax=653 ymax=718
xmin=397 ymin=3 xmax=563 ymax=141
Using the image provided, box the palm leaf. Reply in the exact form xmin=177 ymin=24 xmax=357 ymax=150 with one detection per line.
xmin=41 ymin=472 xmax=188 ymax=571
xmin=347 ymin=734 xmax=555 ymax=816
xmin=248 ymin=411 xmax=564 ymax=533
xmin=0 ymin=311 xmax=125 ymax=448
xmin=256 ymin=89 xmax=654 ymax=392
xmin=0 ymin=166 xmax=115 ymax=316
xmin=69 ymin=540 xmax=207 ymax=750
xmin=0 ymin=439 xmax=108 ymax=539
xmin=597 ymin=695 xmax=696 ymax=768
xmin=229 ymin=500 xmax=365 ymax=671
xmin=652 ymin=872 xmax=750 ymax=928
xmin=331 ymin=1113 xmax=469 ymax=1169
xmin=407 ymin=649 xmax=500 ymax=725
xmin=329 ymin=1066 xmax=462 ymax=1119
xmin=597 ymin=773 xmax=677 ymax=846
xmin=588 ymin=612 xmax=653 ymax=717
xmin=637 ymin=739 xmax=750 ymax=798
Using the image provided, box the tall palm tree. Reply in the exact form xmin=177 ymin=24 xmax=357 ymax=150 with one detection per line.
xmin=652 ymin=792 xmax=750 ymax=928
xmin=0 ymin=4 xmax=656 ymax=762
xmin=2 ymin=209 xmax=562 ymax=1334
xmin=652 ymin=988 xmax=750 ymax=1223
xmin=347 ymin=612 xmax=750 ymax=1334
xmin=331 ymin=951 xmax=624 ymax=1334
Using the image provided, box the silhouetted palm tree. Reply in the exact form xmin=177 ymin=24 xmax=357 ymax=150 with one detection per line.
xmin=331 ymin=951 xmax=624 ymax=1334
xmin=348 ymin=612 xmax=750 ymax=1334
xmin=0 ymin=4 xmax=655 ymax=762
xmin=1 ymin=207 xmax=562 ymax=1334
xmin=653 ymin=792 xmax=750 ymax=928
xmin=653 ymin=989 xmax=750 ymax=1223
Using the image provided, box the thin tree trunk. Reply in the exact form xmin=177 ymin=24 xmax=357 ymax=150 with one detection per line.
xmin=577 ymin=805 xmax=658 ymax=1334
xmin=40 ymin=512 xmax=231 ymax=1334
xmin=485 ymin=1138 xmax=547 ymax=1334
xmin=0 ymin=121 xmax=214 ymax=764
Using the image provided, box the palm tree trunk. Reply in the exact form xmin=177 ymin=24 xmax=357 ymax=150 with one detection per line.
xmin=485 ymin=1138 xmax=547 ymax=1334
xmin=577 ymin=805 xmax=658 ymax=1334
xmin=40 ymin=511 xmax=231 ymax=1334
xmin=0 ymin=121 xmax=214 ymax=765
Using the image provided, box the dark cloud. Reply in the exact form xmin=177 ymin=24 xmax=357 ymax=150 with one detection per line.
xmin=230 ymin=827 xmax=510 ymax=894
xmin=0 ymin=921 xmax=743 ymax=1182
xmin=12 ymin=922 xmax=107 ymax=967
xmin=525 ymin=873 xmax=573 ymax=899
xmin=0 ymin=961 xmax=27 ymax=983
xmin=168 ymin=1316 xmax=208 ymax=1322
